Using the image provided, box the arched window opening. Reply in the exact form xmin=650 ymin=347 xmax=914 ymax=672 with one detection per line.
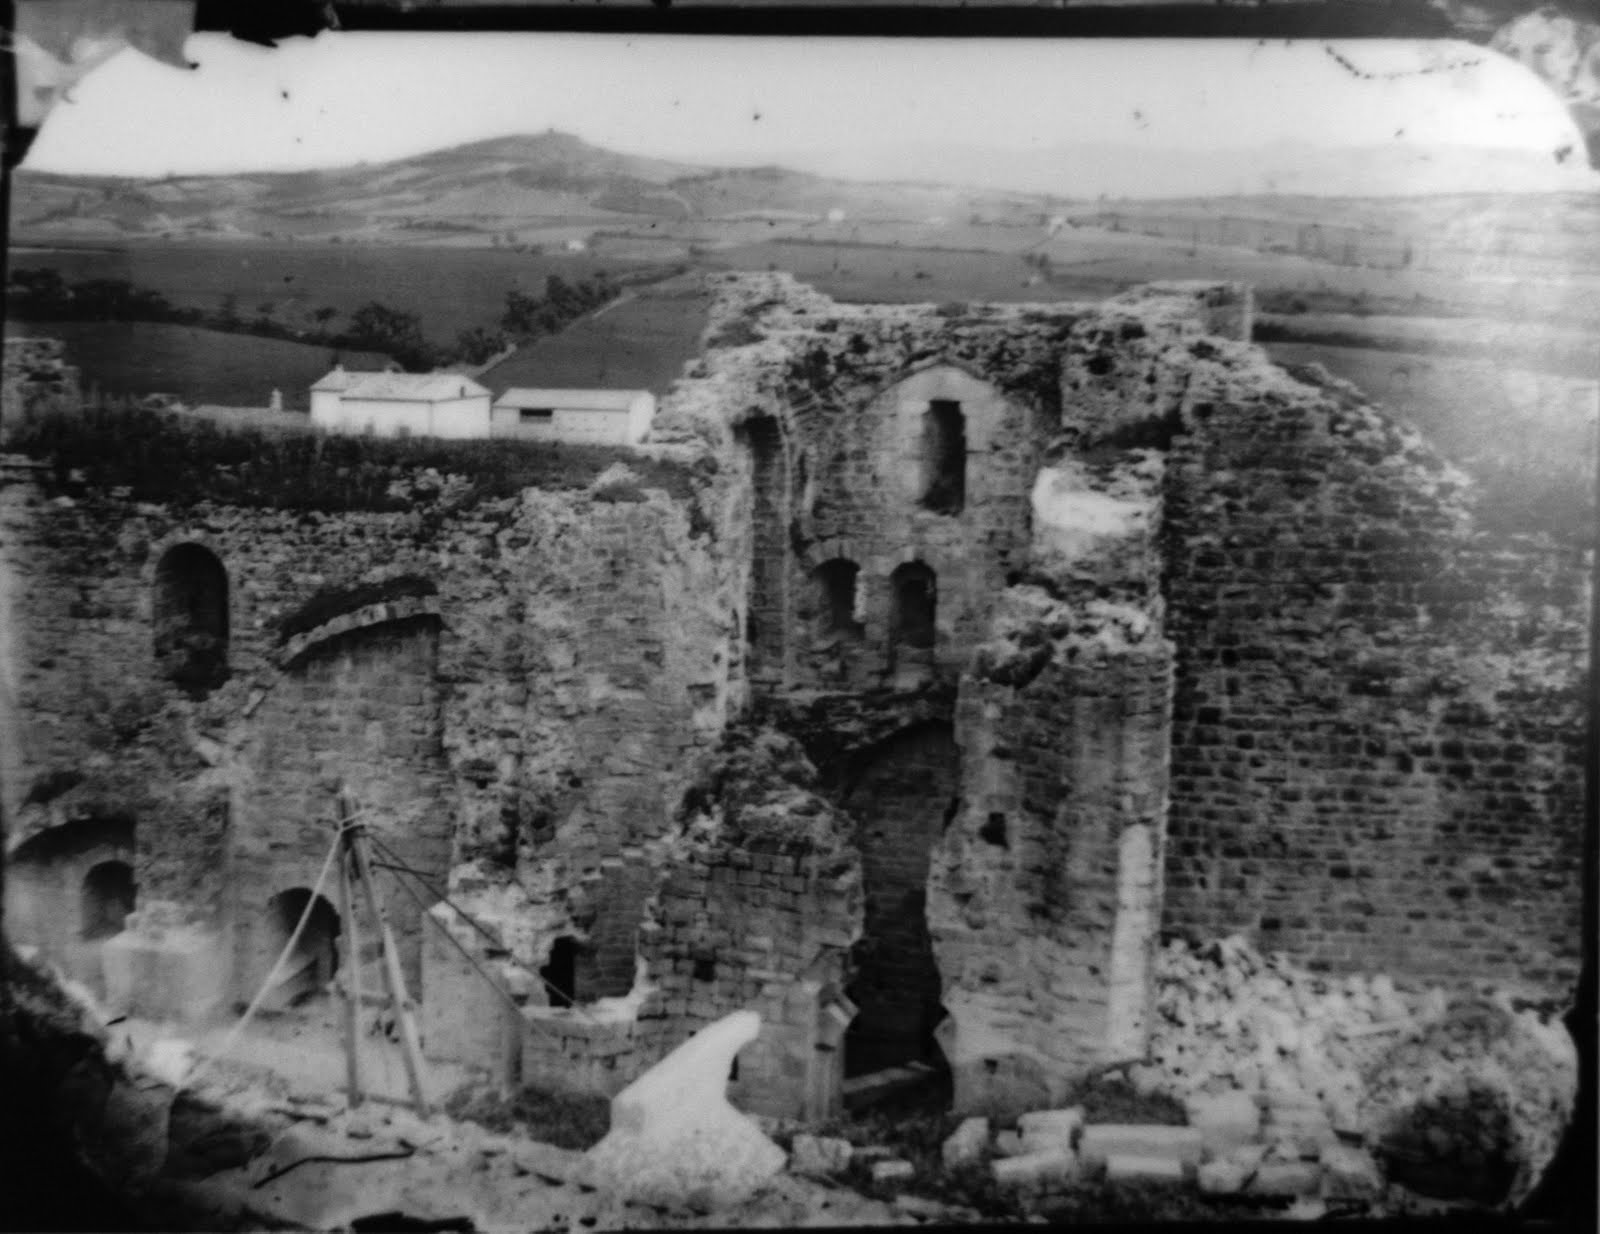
xmin=890 ymin=563 xmax=937 ymax=651
xmin=153 ymin=543 xmax=230 ymax=694
xmin=920 ymin=400 xmax=966 ymax=514
xmin=80 ymin=861 xmax=136 ymax=941
xmin=264 ymin=888 xmax=340 ymax=1008
xmin=542 ymin=936 xmax=579 ymax=1008
xmin=814 ymin=559 xmax=863 ymax=638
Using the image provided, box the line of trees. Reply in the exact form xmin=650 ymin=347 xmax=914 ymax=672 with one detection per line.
xmin=5 ymin=268 xmax=620 ymax=373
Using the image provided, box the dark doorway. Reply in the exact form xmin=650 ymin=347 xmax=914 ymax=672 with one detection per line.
xmin=815 ymin=558 xmax=863 ymax=638
xmin=542 ymin=936 xmax=579 ymax=1008
xmin=80 ymin=861 xmax=136 ymax=941
xmin=889 ymin=562 xmax=937 ymax=653
xmin=264 ymin=888 xmax=341 ymax=1008
xmin=841 ymin=722 xmax=958 ymax=1080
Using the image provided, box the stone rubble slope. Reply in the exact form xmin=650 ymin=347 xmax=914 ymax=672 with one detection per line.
xmin=1128 ymin=935 xmax=1577 ymax=1208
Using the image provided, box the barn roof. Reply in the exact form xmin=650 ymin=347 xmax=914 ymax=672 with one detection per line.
xmin=314 ymin=368 xmax=489 ymax=401
xmin=494 ymin=388 xmax=652 ymax=412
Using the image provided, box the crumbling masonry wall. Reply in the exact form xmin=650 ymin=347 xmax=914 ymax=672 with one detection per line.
xmin=1060 ymin=298 xmax=1589 ymax=993
xmin=0 ymin=454 xmax=730 ymax=1025
xmin=230 ymin=614 xmax=452 ymax=999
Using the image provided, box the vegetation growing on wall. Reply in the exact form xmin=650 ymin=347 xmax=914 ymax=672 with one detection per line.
xmin=4 ymin=397 xmax=699 ymax=512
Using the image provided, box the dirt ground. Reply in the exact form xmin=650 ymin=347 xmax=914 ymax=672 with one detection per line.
xmin=120 ymin=996 xmax=933 ymax=1232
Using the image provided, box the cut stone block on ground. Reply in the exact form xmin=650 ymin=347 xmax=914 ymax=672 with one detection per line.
xmin=580 ymin=1011 xmax=786 ymax=1210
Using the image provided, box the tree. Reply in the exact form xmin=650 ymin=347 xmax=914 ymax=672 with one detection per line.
xmin=451 ymin=326 xmax=507 ymax=366
xmin=344 ymin=301 xmax=433 ymax=371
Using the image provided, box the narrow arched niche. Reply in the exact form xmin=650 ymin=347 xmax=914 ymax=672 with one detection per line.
xmin=920 ymin=400 xmax=966 ymax=514
xmin=814 ymin=558 xmax=864 ymax=639
xmin=889 ymin=562 xmax=938 ymax=651
xmin=153 ymin=542 xmax=230 ymax=695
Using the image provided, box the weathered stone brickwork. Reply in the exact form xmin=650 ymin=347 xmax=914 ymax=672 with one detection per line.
xmin=231 ymin=615 xmax=452 ymax=998
xmin=1159 ymin=375 xmax=1588 ymax=992
xmin=0 ymin=459 xmax=729 ymax=1021
xmin=3 ymin=269 xmax=1587 ymax=1129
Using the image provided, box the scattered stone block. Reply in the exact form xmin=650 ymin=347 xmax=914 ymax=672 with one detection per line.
xmin=1186 ymin=1089 xmax=1260 ymax=1159
xmin=870 ymin=1159 xmax=915 ymax=1185
xmin=1319 ymin=1143 xmax=1384 ymax=1201
xmin=1197 ymin=1158 xmax=1249 ymax=1196
xmin=1104 ymin=1153 xmax=1187 ymax=1184
xmin=581 ymin=1011 xmax=785 ymax=1209
xmin=1016 ymin=1106 xmax=1084 ymax=1153
xmin=991 ymin=1148 xmax=1077 ymax=1191
xmin=790 ymin=1133 xmax=852 ymax=1176
xmin=1080 ymin=1124 xmax=1203 ymax=1172
xmin=993 ymin=1130 xmax=1026 ymax=1157
xmin=1247 ymin=1161 xmax=1322 ymax=1198
xmin=1265 ymin=1106 xmax=1338 ymax=1160
xmin=941 ymin=1116 xmax=990 ymax=1168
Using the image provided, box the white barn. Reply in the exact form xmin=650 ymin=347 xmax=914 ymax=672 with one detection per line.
xmin=490 ymin=388 xmax=656 ymax=445
xmin=310 ymin=367 xmax=492 ymax=439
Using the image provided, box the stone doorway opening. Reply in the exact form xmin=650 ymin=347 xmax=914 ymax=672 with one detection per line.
xmin=80 ymin=861 xmax=136 ymax=941
xmin=840 ymin=722 xmax=958 ymax=1088
xmin=262 ymin=888 xmax=341 ymax=1010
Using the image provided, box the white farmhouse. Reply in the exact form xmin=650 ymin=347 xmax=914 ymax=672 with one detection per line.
xmin=491 ymin=388 xmax=656 ymax=445
xmin=310 ymin=366 xmax=492 ymax=439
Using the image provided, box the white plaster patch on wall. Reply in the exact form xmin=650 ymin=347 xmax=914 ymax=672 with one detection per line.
xmin=1105 ymin=821 xmax=1158 ymax=1061
xmin=1029 ymin=464 xmax=1149 ymax=569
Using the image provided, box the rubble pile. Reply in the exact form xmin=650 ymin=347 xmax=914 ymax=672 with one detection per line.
xmin=1129 ymin=935 xmax=1577 ymax=1207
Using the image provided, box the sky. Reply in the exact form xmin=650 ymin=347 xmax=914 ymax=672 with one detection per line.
xmin=21 ymin=33 xmax=1594 ymax=193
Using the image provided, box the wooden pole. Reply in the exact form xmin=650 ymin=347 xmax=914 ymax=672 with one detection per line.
xmin=349 ymin=825 xmax=431 ymax=1118
xmin=335 ymin=800 xmax=363 ymax=1109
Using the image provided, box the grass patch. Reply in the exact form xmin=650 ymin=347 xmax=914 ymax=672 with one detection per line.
xmin=4 ymin=397 xmax=700 ymax=514
xmin=441 ymin=1082 xmax=611 ymax=1151
xmin=5 ymin=319 xmax=390 ymax=411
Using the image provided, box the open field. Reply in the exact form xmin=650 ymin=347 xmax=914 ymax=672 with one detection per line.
xmin=4 ymin=319 xmax=390 ymax=410
xmin=9 ymin=240 xmax=659 ymax=345
xmin=480 ymin=278 xmax=713 ymax=396
xmin=1266 ymin=340 xmax=1597 ymax=541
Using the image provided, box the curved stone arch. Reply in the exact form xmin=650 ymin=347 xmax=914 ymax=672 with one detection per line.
xmin=6 ymin=816 xmax=138 ymax=967
xmin=147 ymin=535 xmax=232 ymax=695
xmin=276 ymin=595 xmax=445 ymax=670
xmin=139 ymin=528 xmax=232 ymax=618
xmin=853 ymin=356 xmax=997 ymax=410
xmin=860 ymin=363 xmax=1025 ymax=517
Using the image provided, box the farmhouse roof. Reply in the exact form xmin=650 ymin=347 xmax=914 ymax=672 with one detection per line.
xmin=316 ymin=370 xmax=490 ymax=401
xmin=494 ymin=387 xmax=650 ymax=411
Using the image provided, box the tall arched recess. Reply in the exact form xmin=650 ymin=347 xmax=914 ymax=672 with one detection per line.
xmin=153 ymin=543 xmax=229 ymax=694
xmin=736 ymin=414 xmax=790 ymax=686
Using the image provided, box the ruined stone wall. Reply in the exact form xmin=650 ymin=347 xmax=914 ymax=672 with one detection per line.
xmin=0 ymin=462 xmax=730 ymax=1017
xmin=1057 ymin=302 xmax=1587 ymax=997
xmin=1159 ymin=376 xmax=1588 ymax=994
xmin=230 ymin=616 xmax=452 ymax=998
xmin=931 ymin=638 xmax=1173 ymax=1117
xmin=924 ymin=445 xmax=1175 ymax=1118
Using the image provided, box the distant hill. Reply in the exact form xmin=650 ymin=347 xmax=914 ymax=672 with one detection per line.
xmin=10 ymin=130 xmax=979 ymax=246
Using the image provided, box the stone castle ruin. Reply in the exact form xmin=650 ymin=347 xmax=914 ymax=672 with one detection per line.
xmin=1 ymin=274 xmax=1587 ymax=1133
